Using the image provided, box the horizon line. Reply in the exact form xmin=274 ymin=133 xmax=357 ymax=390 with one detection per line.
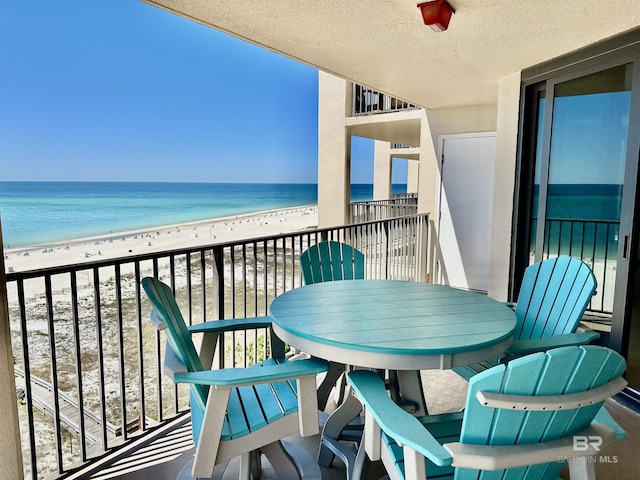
xmin=0 ymin=180 xmax=409 ymax=185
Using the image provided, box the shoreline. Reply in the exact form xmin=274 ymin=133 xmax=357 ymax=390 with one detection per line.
xmin=3 ymin=205 xmax=318 ymax=273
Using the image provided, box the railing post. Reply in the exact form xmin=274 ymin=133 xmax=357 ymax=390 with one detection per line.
xmin=383 ymin=222 xmax=390 ymax=279
xmin=211 ymin=245 xmax=225 ymax=369
xmin=0 ymin=220 xmax=24 ymax=480
xmin=351 ymin=83 xmax=358 ymax=117
xmin=416 ymin=215 xmax=430 ymax=283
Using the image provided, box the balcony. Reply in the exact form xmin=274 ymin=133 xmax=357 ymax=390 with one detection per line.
xmin=6 ymin=210 xmax=428 ymax=479
xmin=5 ymin=199 xmax=638 ymax=480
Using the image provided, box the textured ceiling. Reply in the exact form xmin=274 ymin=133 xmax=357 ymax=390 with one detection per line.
xmin=141 ymin=1 xmax=640 ymax=109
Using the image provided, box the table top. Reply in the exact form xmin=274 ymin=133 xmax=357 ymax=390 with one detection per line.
xmin=269 ymin=279 xmax=517 ymax=370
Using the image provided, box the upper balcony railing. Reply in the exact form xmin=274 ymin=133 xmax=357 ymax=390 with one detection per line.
xmin=351 ymin=194 xmax=418 ymax=223
xmin=391 ymin=192 xmax=418 ymax=201
xmin=391 ymin=143 xmax=417 ymax=149
xmin=352 ymin=84 xmax=420 ymax=116
xmin=6 ymin=213 xmax=429 ymax=479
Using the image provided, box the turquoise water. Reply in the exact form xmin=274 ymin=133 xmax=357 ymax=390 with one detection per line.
xmin=530 ymin=184 xmax=622 ymax=258
xmin=0 ymin=182 xmax=407 ymax=247
xmin=534 ymin=184 xmax=622 ymax=221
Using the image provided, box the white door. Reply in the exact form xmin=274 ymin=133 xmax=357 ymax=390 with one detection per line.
xmin=436 ymin=133 xmax=496 ymax=292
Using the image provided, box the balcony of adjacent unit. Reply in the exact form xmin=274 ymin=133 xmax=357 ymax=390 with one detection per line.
xmin=347 ymin=83 xmax=424 ymax=151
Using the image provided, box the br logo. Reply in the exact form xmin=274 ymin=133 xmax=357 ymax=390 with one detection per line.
xmin=573 ymin=435 xmax=603 ymax=452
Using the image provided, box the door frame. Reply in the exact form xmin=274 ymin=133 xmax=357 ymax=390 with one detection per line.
xmin=611 ymin=59 xmax=640 ymax=357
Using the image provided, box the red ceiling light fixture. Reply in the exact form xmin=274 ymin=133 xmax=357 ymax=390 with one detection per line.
xmin=417 ymin=0 xmax=455 ymax=32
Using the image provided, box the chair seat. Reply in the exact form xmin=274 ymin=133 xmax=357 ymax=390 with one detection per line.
xmin=222 ymin=358 xmax=299 ymax=441
xmin=452 ymin=357 xmax=499 ymax=381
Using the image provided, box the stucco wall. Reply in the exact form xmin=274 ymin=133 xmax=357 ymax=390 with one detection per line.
xmin=488 ymin=72 xmax=522 ymax=301
xmin=407 ymin=160 xmax=419 ymax=193
xmin=317 ymin=72 xmax=351 ymax=227
xmin=373 ymin=141 xmax=392 ymax=200
xmin=0 ymin=220 xmax=24 ymax=479
xmin=426 ymin=104 xmax=498 ymax=143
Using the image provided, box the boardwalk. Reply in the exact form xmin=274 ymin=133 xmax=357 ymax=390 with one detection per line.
xmin=14 ymin=368 xmax=118 ymax=451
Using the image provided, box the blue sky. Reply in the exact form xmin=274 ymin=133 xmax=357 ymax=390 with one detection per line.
xmin=0 ymin=1 xmax=407 ymax=184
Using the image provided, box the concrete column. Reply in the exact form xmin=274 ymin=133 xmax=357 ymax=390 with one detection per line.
xmin=0 ymin=219 xmax=24 ymax=480
xmin=417 ymin=109 xmax=439 ymax=217
xmin=487 ymin=72 xmax=522 ymax=301
xmin=407 ymin=160 xmax=420 ymax=193
xmin=318 ymin=71 xmax=351 ymax=227
xmin=373 ymin=140 xmax=392 ymax=200
xmin=416 ymin=111 xmax=440 ymax=283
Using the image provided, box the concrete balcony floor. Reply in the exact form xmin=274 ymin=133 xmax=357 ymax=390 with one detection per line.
xmin=73 ymin=370 xmax=640 ymax=480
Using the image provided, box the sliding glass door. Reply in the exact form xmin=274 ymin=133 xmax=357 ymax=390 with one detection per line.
xmin=537 ymin=65 xmax=631 ymax=313
xmin=517 ymin=48 xmax=640 ymax=395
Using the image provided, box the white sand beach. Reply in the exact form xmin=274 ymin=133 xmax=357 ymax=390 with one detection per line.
xmin=3 ymin=205 xmax=318 ymax=273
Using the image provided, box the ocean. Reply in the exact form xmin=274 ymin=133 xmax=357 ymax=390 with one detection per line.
xmin=535 ymin=183 xmax=622 ymax=221
xmin=528 ymin=184 xmax=623 ymax=259
xmin=0 ymin=181 xmax=408 ymax=248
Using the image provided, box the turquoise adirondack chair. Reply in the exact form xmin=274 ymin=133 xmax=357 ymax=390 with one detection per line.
xmin=299 ymin=240 xmax=365 ymax=285
xmin=141 ymin=277 xmax=329 ymax=480
xmin=348 ymin=345 xmax=627 ymax=480
xmin=507 ymin=256 xmax=599 ymax=355
xmin=456 ymin=256 xmax=599 ymax=380
xmin=298 ymin=241 xmax=367 ymax=464
xmin=298 ymin=240 xmax=366 ymax=409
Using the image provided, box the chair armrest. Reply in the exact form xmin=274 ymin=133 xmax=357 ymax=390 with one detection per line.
xmin=173 ymin=357 xmax=329 ymax=388
xmin=151 ymin=312 xmax=273 ymax=333
xmin=505 ymin=332 xmax=600 ymax=356
xmin=187 ymin=316 xmax=273 ymax=334
xmin=187 ymin=316 xmax=285 ymax=369
xmin=347 ymin=370 xmax=452 ymax=467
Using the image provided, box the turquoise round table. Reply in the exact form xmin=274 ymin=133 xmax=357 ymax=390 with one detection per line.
xmin=269 ymin=279 xmax=517 ymax=371
xmin=270 ymin=279 xmax=517 ymax=471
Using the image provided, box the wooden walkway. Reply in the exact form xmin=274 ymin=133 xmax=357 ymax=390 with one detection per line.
xmin=14 ymin=367 xmax=118 ymax=450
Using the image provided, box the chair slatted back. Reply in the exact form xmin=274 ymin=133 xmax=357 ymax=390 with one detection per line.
xmin=458 ymin=345 xmax=626 ymax=480
xmin=141 ymin=277 xmax=208 ymax=410
xmin=514 ymin=256 xmax=596 ymax=340
xmin=299 ymin=241 xmax=365 ymax=285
